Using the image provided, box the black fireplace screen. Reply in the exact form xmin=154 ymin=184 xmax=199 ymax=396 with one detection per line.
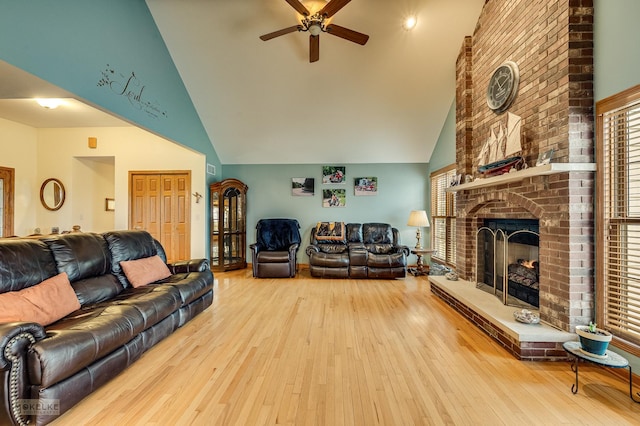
xmin=476 ymin=219 xmax=539 ymax=308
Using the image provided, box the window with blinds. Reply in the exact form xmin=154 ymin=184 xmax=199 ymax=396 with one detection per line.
xmin=597 ymin=84 xmax=640 ymax=353
xmin=430 ymin=165 xmax=457 ymax=267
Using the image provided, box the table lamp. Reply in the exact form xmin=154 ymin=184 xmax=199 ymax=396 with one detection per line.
xmin=407 ymin=210 xmax=430 ymax=249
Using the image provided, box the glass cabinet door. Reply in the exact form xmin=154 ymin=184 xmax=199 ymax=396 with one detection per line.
xmin=210 ymin=191 xmax=220 ymax=266
xmin=210 ymin=179 xmax=247 ymax=271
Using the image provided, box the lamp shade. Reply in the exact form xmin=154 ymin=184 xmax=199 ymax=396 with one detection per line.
xmin=407 ymin=210 xmax=430 ymax=227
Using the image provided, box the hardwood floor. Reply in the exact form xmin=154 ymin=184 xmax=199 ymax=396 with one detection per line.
xmin=54 ymin=269 xmax=640 ymax=425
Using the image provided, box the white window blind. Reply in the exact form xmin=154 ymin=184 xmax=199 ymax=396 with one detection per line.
xmin=431 ymin=165 xmax=457 ymax=267
xmin=598 ymin=85 xmax=640 ymax=349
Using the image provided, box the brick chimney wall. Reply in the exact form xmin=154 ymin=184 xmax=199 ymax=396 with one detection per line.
xmin=454 ymin=0 xmax=594 ymax=331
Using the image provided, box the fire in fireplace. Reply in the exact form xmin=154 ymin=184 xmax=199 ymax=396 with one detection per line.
xmin=476 ymin=219 xmax=539 ymax=308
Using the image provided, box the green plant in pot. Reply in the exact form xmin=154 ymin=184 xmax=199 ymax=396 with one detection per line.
xmin=575 ymin=322 xmax=612 ymax=356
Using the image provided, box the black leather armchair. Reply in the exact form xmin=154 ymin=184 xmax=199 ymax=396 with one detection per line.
xmin=250 ymin=219 xmax=302 ymax=278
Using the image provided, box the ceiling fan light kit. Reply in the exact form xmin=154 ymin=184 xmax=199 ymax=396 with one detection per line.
xmin=308 ymin=23 xmax=322 ymax=36
xmin=260 ymin=0 xmax=369 ymax=63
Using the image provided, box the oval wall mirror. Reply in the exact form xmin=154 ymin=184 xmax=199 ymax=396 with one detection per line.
xmin=40 ymin=178 xmax=66 ymax=211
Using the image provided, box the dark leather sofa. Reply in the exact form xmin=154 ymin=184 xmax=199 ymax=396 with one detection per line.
xmin=305 ymin=222 xmax=409 ymax=279
xmin=0 ymin=230 xmax=213 ymax=426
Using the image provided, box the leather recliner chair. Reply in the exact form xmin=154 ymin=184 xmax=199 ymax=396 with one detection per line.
xmin=250 ymin=218 xmax=301 ymax=278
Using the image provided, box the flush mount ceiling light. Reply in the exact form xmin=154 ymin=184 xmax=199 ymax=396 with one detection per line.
xmin=35 ymin=98 xmax=63 ymax=109
xmin=403 ymin=15 xmax=417 ymax=31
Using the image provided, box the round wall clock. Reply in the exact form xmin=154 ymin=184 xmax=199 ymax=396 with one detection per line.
xmin=486 ymin=61 xmax=520 ymax=113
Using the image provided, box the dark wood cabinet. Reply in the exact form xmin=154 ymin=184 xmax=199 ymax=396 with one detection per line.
xmin=209 ymin=178 xmax=248 ymax=271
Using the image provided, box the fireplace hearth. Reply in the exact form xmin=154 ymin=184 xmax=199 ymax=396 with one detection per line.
xmin=429 ymin=275 xmax=573 ymax=361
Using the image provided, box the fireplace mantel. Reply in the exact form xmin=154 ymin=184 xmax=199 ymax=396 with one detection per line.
xmin=446 ymin=163 xmax=596 ymax=193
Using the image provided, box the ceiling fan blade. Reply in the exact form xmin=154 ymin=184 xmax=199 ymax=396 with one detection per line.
xmin=325 ymin=24 xmax=369 ymax=45
xmin=310 ymin=35 xmax=320 ymax=63
xmin=319 ymin=0 xmax=351 ymax=18
xmin=260 ymin=25 xmax=301 ymax=41
xmin=285 ymin=0 xmax=310 ymax=16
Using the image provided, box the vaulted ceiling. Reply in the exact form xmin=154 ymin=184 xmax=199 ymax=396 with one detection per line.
xmin=147 ymin=0 xmax=485 ymax=164
xmin=0 ymin=0 xmax=485 ymax=165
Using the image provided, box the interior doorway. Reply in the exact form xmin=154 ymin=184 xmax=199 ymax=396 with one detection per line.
xmin=73 ymin=156 xmax=115 ymax=233
xmin=0 ymin=166 xmax=14 ymax=238
xmin=129 ymin=171 xmax=191 ymax=263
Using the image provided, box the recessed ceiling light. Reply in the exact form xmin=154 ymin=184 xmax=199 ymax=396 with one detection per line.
xmin=35 ymin=98 xmax=62 ymax=109
xmin=403 ymin=16 xmax=417 ymax=31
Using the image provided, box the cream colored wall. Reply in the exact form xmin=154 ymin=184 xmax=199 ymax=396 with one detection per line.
xmin=73 ymin=156 xmax=115 ymax=233
xmin=36 ymin=127 xmax=206 ymax=257
xmin=0 ymin=118 xmax=38 ymax=235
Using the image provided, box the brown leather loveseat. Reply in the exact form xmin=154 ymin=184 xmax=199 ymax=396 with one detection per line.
xmin=0 ymin=230 xmax=213 ymax=426
xmin=305 ymin=222 xmax=409 ymax=279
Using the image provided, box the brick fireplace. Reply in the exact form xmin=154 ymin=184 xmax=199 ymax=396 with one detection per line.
xmin=431 ymin=0 xmax=595 ymax=358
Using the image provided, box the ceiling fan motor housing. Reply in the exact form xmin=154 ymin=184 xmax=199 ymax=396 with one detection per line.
xmin=259 ymin=0 xmax=369 ymax=63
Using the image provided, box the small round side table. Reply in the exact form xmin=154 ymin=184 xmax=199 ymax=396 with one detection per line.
xmin=409 ymin=248 xmax=434 ymax=276
xmin=563 ymin=340 xmax=640 ymax=402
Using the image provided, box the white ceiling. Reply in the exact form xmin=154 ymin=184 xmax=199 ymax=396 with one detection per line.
xmin=0 ymin=0 xmax=485 ymax=165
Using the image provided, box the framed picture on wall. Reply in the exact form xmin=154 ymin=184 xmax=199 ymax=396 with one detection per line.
xmin=354 ymin=177 xmax=378 ymax=196
xmin=105 ymin=198 xmax=115 ymax=211
xmin=322 ymin=189 xmax=345 ymax=207
xmin=322 ymin=166 xmax=346 ymax=184
xmin=292 ymin=178 xmax=314 ymax=196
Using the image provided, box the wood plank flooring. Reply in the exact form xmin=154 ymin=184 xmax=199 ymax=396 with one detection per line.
xmin=53 ymin=269 xmax=640 ymax=425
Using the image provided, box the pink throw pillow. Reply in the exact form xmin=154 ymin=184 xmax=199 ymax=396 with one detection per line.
xmin=0 ymin=272 xmax=80 ymax=326
xmin=120 ymin=255 xmax=171 ymax=288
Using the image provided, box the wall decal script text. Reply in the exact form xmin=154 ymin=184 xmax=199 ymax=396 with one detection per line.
xmin=97 ymin=65 xmax=167 ymax=119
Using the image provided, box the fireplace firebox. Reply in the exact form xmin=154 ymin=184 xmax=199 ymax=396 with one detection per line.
xmin=476 ymin=219 xmax=539 ymax=308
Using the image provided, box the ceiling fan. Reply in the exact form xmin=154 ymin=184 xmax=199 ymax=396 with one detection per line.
xmin=259 ymin=0 xmax=369 ymax=63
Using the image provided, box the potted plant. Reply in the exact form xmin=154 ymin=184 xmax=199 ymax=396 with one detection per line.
xmin=575 ymin=322 xmax=612 ymax=356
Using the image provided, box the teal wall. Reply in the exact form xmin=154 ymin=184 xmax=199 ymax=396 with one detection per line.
xmin=224 ymin=163 xmax=430 ymax=264
xmin=0 ymin=0 xmax=221 ymax=178
xmin=593 ymin=0 xmax=640 ymax=372
xmin=594 ymin=0 xmax=640 ymax=101
xmin=427 ymin=101 xmax=457 ymax=174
